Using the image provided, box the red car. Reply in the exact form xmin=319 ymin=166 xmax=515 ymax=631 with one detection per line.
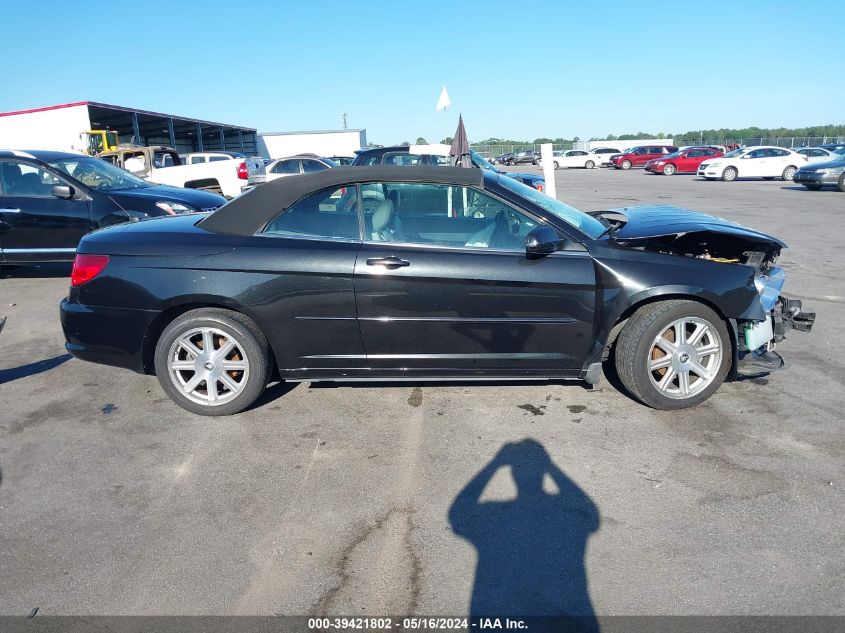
xmin=609 ymin=145 xmax=678 ymax=169
xmin=645 ymin=147 xmax=725 ymax=175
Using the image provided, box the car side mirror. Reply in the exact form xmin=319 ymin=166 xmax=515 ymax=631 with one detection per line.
xmin=52 ymin=184 xmax=75 ymax=199
xmin=525 ymin=225 xmax=563 ymax=255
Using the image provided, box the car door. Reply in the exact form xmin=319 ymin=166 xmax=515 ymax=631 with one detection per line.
xmin=248 ymin=184 xmax=365 ymax=373
xmin=741 ymin=149 xmax=769 ymax=176
xmin=679 ymin=150 xmax=702 ymax=172
xmin=0 ymin=159 xmax=91 ymax=263
xmin=353 ymin=181 xmax=597 ymax=375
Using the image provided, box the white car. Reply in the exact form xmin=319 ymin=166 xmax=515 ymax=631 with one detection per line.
xmin=698 ymin=146 xmax=807 ymax=182
xmin=793 ymin=147 xmax=842 ymax=165
xmin=540 ymin=148 xmax=619 ymax=169
xmin=265 ymin=156 xmax=335 ymax=182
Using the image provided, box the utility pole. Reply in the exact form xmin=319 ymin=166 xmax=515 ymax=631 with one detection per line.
xmin=342 ymin=113 xmax=348 ymax=130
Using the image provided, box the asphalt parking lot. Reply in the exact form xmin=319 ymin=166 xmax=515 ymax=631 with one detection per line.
xmin=0 ymin=169 xmax=843 ymax=616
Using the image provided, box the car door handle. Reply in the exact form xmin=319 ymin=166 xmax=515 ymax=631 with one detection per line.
xmin=366 ymin=256 xmax=410 ymax=268
xmin=0 ymin=208 xmax=21 ymax=213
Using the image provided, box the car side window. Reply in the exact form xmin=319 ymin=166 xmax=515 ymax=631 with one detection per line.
xmin=190 ymin=156 xmax=206 ymax=164
xmin=0 ymin=160 xmax=64 ymax=198
xmin=748 ymin=149 xmax=765 ymax=158
xmin=262 ymin=186 xmax=360 ymax=241
xmin=362 ymin=182 xmax=539 ymax=251
xmin=301 ymin=159 xmax=327 ymax=173
xmin=209 ymin=156 xmax=228 ymax=162
xmin=383 ymin=153 xmax=423 ymax=166
xmin=272 ymin=160 xmax=300 ymax=174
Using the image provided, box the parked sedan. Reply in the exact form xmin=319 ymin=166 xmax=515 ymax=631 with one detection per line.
xmin=60 ymin=166 xmax=813 ymax=416
xmin=609 ymin=146 xmax=679 ymax=169
xmin=793 ymin=155 xmax=845 ymax=191
xmin=264 ymin=156 xmax=337 ymax=182
xmin=793 ymin=147 xmax=842 ymax=165
xmin=491 ymin=152 xmax=514 ymax=165
xmin=540 ymin=149 xmax=612 ymax=170
xmin=0 ymin=150 xmax=225 ymax=264
xmin=645 ymin=147 xmax=724 ymax=175
xmin=698 ymin=146 xmax=807 ymax=182
xmin=589 ymin=147 xmax=622 ymax=166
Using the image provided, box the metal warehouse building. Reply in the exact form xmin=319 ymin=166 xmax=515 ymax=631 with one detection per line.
xmin=0 ymin=101 xmax=258 ymax=155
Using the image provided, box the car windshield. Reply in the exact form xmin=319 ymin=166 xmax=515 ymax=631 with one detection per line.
xmin=49 ymin=156 xmax=150 ymax=191
xmin=724 ymin=148 xmax=746 ymax=158
xmin=833 ymin=148 xmax=845 ymax=156
xmin=496 ymin=175 xmax=606 ymax=239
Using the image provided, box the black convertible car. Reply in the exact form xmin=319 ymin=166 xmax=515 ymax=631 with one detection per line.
xmin=61 ymin=166 xmax=814 ymax=416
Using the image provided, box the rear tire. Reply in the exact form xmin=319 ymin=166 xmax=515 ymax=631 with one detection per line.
xmin=663 ymin=163 xmax=676 ymax=176
xmin=782 ymin=165 xmax=797 ymax=181
xmin=154 ymin=308 xmax=271 ymax=416
xmin=839 ymin=174 xmax=845 ymax=192
xmin=621 ymin=160 xmax=632 ymax=170
xmin=585 ymin=160 xmax=595 ymax=169
xmin=722 ymin=167 xmax=738 ymax=182
xmin=614 ymin=300 xmax=731 ymax=410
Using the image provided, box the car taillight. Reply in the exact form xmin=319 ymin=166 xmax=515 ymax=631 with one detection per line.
xmin=71 ymin=254 xmax=109 ymax=287
xmin=237 ymin=161 xmax=249 ymax=179
xmin=535 ymin=182 xmax=544 ymax=193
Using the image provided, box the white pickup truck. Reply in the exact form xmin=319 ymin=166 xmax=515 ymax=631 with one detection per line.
xmin=99 ymin=146 xmax=264 ymax=198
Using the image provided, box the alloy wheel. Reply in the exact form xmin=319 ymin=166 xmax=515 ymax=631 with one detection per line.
xmin=647 ymin=317 xmax=722 ymax=400
xmin=166 ymin=327 xmax=250 ymax=406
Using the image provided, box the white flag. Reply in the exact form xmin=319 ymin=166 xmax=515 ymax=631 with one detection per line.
xmin=435 ymin=85 xmax=451 ymax=112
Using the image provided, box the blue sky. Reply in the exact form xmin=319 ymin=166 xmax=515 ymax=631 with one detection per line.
xmin=1 ymin=0 xmax=842 ymax=144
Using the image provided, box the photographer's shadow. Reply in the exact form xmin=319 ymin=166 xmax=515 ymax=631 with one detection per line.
xmin=449 ymin=439 xmax=600 ymax=627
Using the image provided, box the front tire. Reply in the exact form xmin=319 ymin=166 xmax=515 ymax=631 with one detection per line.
xmin=804 ymin=183 xmax=822 ymax=191
xmin=782 ymin=165 xmax=797 ymax=181
xmin=839 ymin=174 xmax=845 ymax=192
xmin=154 ymin=308 xmax=271 ymax=416
xmin=614 ymin=300 xmax=731 ymax=410
xmin=585 ymin=160 xmax=595 ymax=169
xmin=621 ymin=160 xmax=632 ymax=170
xmin=722 ymin=166 xmax=738 ymax=182
xmin=663 ymin=163 xmax=676 ymax=176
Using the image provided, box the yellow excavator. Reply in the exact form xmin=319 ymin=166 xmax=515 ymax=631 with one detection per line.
xmin=83 ymin=130 xmax=121 ymax=156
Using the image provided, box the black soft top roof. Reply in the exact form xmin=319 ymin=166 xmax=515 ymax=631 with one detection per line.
xmin=198 ymin=166 xmax=486 ymax=236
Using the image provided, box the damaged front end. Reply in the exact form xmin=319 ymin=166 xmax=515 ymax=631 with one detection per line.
xmin=594 ymin=205 xmax=816 ymax=377
xmin=737 ymin=267 xmax=816 ymax=376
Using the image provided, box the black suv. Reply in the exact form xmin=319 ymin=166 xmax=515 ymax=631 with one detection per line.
xmin=507 ymin=150 xmax=540 ymax=166
xmin=0 ymin=150 xmax=226 ymax=264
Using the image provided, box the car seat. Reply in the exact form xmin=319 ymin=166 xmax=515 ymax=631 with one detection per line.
xmin=371 ymin=199 xmax=397 ymax=242
xmin=2 ymin=164 xmax=23 ymax=195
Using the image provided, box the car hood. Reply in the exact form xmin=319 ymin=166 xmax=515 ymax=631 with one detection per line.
xmin=599 ymin=205 xmax=786 ymax=247
xmin=108 ymin=184 xmax=227 ymax=209
xmin=797 ymin=159 xmax=845 ymax=171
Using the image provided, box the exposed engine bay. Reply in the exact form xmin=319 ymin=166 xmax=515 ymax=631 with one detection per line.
xmin=592 ymin=207 xmax=781 ymax=270
xmin=614 ymin=230 xmax=780 ymax=269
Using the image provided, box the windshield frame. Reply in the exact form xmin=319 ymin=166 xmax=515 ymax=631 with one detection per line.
xmin=48 ymin=156 xmax=152 ymax=192
xmin=493 ymin=173 xmax=606 ymax=240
